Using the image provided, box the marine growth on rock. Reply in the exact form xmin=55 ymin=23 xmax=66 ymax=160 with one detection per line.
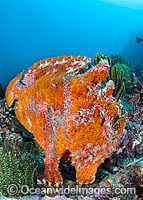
xmin=6 ymin=56 xmax=125 ymax=185
xmin=0 ymin=99 xmax=45 ymax=197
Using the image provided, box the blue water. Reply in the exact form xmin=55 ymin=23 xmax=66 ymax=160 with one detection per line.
xmin=0 ymin=0 xmax=143 ymax=88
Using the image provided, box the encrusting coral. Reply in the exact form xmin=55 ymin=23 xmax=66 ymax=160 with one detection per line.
xmin=6 ymin=56 xmax=125 ymax=185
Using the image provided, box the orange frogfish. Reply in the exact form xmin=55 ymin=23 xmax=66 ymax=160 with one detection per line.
xmin=6 ymin=56 xmax=125 ymax=184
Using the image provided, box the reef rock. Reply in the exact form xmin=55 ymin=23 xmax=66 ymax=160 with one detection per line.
xmin=6 ymin=56 xmax=125 ymax=184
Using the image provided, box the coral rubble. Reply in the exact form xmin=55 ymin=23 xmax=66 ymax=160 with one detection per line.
xmin=5 ymin=56 xmax=125 ymax=185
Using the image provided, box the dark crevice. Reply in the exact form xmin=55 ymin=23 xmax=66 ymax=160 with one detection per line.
xmin=20 ymin=71 xmax=26 ymax=86
xmin=74 ymin=63 xmax=93 ymax=76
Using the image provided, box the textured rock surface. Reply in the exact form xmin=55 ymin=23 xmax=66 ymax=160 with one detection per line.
xmin=6 ymin=56 xmax=125 ymax=184
xmin=0 ymin=195 xmax=92 ymax=200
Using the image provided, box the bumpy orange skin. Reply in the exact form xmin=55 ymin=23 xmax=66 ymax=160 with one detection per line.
xmin=6 ymin=56 xmax=125 ymax=184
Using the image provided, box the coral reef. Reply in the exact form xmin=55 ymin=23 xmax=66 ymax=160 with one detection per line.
xmin=93 ymin=97 xmax=143 ymax=200
xmin=106 ymin=65 xmax=125 ymax=101
xmin=6 ymin=56 xmax=125 ymax=185
xmin=0 ymin=139 xmax=39 ymax=197
xmin=110 ymin=54 xmax=133 ymax=92
xmin=0 ymin=98 xmax=33 ymax=143
xmin=96 ymin=157 xmax=143 ymax=200
xmin=93 ymin=53 xmax=112 ymax=67
xmin=110 ymin=54 xmax=130 ymax=66
xmin=93 ymin=54 xmax=125 ymax=101
xmin=37 ymin=95 xmax=143 ymax=200
xmin=127 ymin=79 xmax=143 ymax=105
xmin=133 ymin=63 xmax=143 ymax=83
xmin=0 ymin=99 xmax=45 ymax=197
xmin=0 ymin=55 xmax=142 ymax=200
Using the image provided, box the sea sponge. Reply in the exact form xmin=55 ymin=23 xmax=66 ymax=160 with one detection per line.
xmin=6 ymin=56 xmax=125 ymax=184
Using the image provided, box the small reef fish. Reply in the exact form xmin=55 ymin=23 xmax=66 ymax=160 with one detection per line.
xmin=136 ymin=36 xmax=143 ymax=44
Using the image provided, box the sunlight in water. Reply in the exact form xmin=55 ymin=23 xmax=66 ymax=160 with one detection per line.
xmin=99 ymin=0 xmax=143 ymax=9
